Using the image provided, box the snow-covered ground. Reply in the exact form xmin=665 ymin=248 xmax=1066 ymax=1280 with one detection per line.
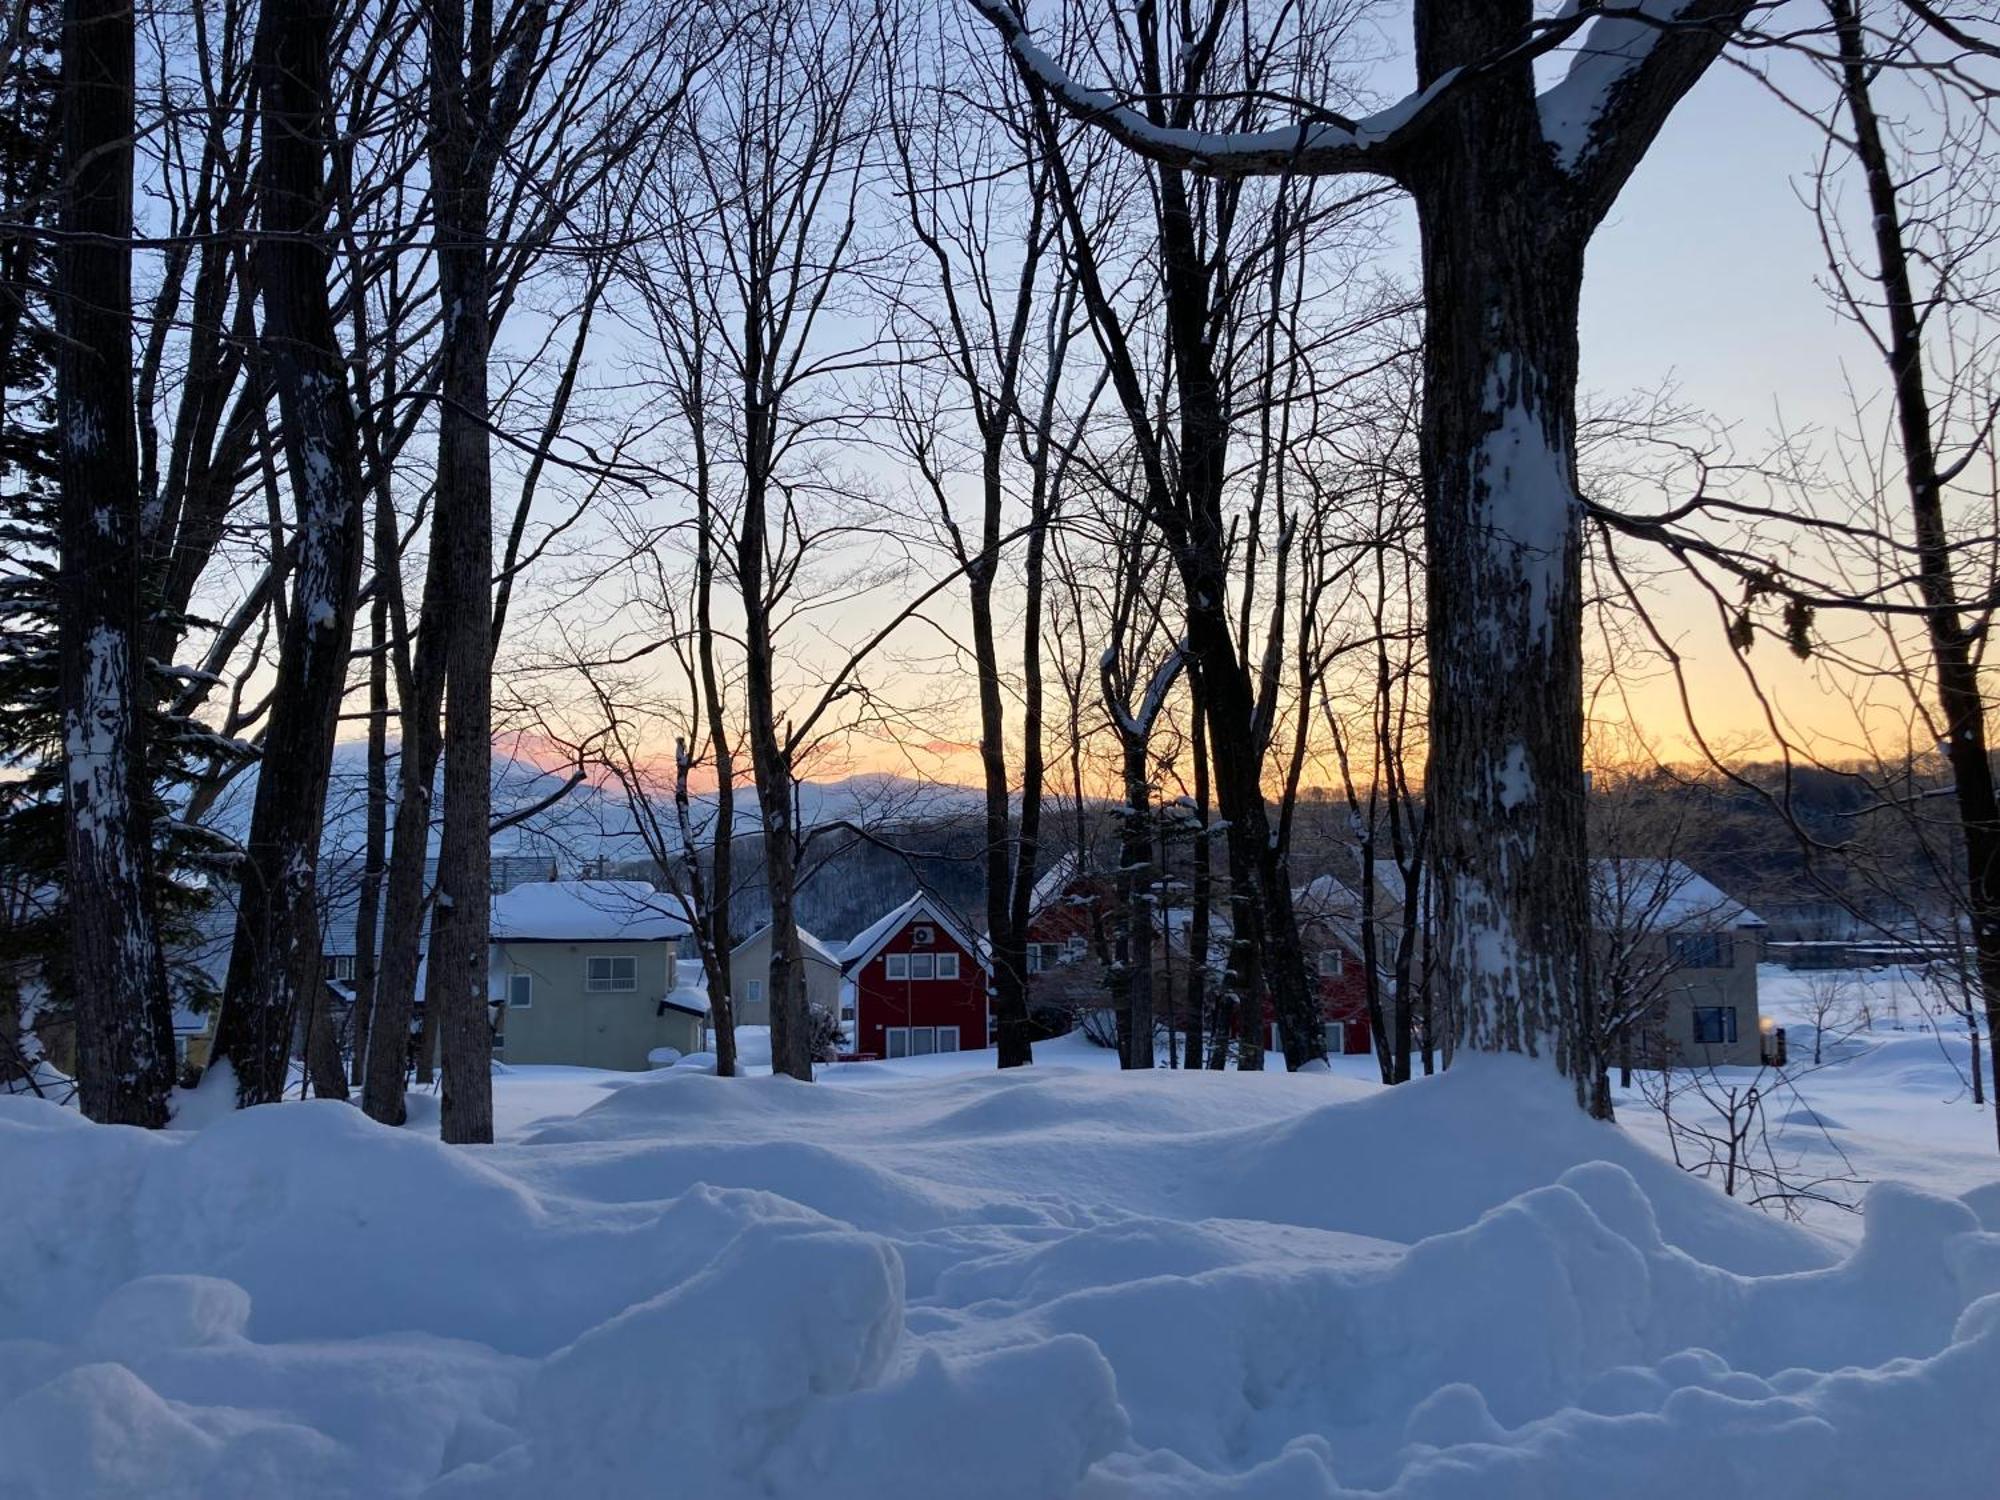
xmin=5 ymin=969 xmax=2000 ymax=1497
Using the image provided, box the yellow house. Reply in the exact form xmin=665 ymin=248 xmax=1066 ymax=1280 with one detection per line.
xmin=488 ymin=881 xmax=705 ymax=1070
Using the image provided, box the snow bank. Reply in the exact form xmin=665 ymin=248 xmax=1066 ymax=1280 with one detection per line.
xmin=3 ymin=1053 xmax=1997 ymax=1497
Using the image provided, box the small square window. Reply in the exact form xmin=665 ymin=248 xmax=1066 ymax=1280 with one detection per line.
xmin=1317 ymin=950 xmax=1343 ymax=978
xmin=909 ymin=952 xmax=936 ymax=980
xmin=1692 ymin=1006 xmax=1738 ymax=1045
xmin=885 ymin=954 xmax=909 ymax=980
xmin=937 ymin=953 xmax=960 ymax=980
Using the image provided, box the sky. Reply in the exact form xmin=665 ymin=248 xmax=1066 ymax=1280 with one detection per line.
xmin=491 ymin=6 xmax=1956 ymax=794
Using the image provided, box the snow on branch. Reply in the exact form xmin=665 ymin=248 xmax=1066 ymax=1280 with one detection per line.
xmin=962 ymin=0 xmax=1446 ymax=180
xmin=1536 ymin=1 xmax=1746 ymax=176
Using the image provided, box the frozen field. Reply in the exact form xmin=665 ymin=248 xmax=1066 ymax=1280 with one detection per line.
xmin=4 ymin=968 xmax=1999 ymax=1497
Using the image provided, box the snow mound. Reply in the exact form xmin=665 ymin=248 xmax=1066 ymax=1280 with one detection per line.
xmin=5 ymin=1056 xmax=1999 ymax=1497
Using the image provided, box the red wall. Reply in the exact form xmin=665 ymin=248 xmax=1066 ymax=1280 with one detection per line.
xmin=851 ymin=916 xmax=988 ymax=1057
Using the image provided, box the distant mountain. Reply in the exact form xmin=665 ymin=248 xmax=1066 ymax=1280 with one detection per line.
xmin=197 ymin=742 xmax=987 ymax=874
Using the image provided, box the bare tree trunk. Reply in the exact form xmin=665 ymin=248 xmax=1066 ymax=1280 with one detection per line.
xmin=350 ymin=582 xmax=388 ymax=1086
xmin=212 ymin=0 xmax=365 ymax=1107
xmin=360 ymin=585 xmax=444 ymax=1124
xmin=1413 ymin=39 xmax=1599 ymax=1113
xmin=55 ymin=0 xmax=175 ymax=1125
xmin=424 ymin=0 xmax=510 ymax=1145
xmin=1114 ymin=733 xmax=1155 ymax=1068
xmin=1187 ymin=673 xmax=1217 ymax=1069
xmin=1829 ymin=0 xmax=2000 ymax=1154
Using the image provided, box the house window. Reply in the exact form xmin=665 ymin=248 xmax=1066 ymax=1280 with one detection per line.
xmin=912 ymin=924 xmax=935 ymax=946
xmin=324 ymin=953 xmax=356 ymax=982
xmin=885 ymin=953 xmax=909 ymax=980
xmin=909 ymin=952 xmax=937 ymax=980
xmin=936 ymin=1026 xmax=959 ymax=1052
xmin=1668 ymin=933 xmax=1732 ymax=969
xmin=1692 ymin=1006 xmax=1739 ymax=1045
xmin=937 ymin=953 xmax=960 ymax=980
xmin=586 ymin=955 xmax=638 ymax=992
xmin=1064 ymin=935 xmax=1087 ymax=961
xmin=840 ymin=999 xmax=855 ymax=1020
xmin=1026 ymin=944 xmax=1045 ymax=974
xmin=747 ymin=979 xmax=764 ymax=1003
xmin=508 ymin=973 xmax=532 ymax=1009
xmin=885 ymin=1026 xmax=954 ymax=1057
xmin=1317 ymin=950 xmax=1343 ymax=978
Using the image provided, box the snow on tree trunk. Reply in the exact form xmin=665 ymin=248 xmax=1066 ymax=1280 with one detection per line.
xmin=1415 ymin=133 xmax=1600 ymax=1113
xmin=211 ymin=0 xmax=366 ymax=1107
xmin=55 ymin=0 xmax=175 ymax=1126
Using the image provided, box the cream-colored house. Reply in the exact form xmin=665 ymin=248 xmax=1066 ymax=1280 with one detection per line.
xmin=1594 ymin=859 xmax=1768 ymax=1067
xmin=488 ymin=880 xmax=705 ymax=1069
xmin=725 ymin=923 xmax=844 ymax=1027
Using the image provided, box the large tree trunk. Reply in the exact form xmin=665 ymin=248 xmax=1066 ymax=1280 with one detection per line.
xmin=426 ymin=0 xmax=497 ymax=1145
xmin=1827 ymin=0 xmax=2000 ymax=1152
xmin=211 ymin=0 xmax=365 ymax=1107
xmin=55 ymin=0 xmax=175 ymax=1125
xmin=1412 ymin=26 xmax=1600 ymax=1113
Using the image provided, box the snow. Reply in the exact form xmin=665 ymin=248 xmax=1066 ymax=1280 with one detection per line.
xmin=5 ymin=986 xmax=2000 ymax=1497
xmin=1592 ymin=858 xmax=1765 ymax=930
xmin=488 ymin=880 xmax=688 ymax=942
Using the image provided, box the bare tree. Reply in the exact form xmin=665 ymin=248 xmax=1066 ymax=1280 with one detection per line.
xmin=973 ymin=0 xmax=1762 ymax=1112
xmin=54 ymin=0 xmax=176 ymax=1124
xmin=208 ymin=0 xmax=370 ymax=1108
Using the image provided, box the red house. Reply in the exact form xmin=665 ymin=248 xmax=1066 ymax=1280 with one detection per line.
xmin=839 ymin=892 xmax=991 ymax=1059
xmin=1291 ymin=877 xmax=1377 ymax=1055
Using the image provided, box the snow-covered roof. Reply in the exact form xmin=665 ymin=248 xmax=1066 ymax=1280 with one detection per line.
xmin=659 ymin=981 xmax=710 ymax=1018
xmin=490 ymin=880 xmax=690 ymax=943
xmin=839 ymin=891 xmax=988 ymax=974
xmin=1592 ymin=859 xmax=1765 ymax=932
xmin=1027 ymin=851 xmax=1092 ymax=919
xmin=731 ymin=922 xmax=843 ymax=969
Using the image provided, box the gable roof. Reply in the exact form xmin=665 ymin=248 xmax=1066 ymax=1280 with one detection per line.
xmin=731 ymin=922 xmax=843 ymax=969
xmin=1591 ymin=859 xmax=1765 ymax=932
xmin=490 ymin=880 xmax=690 ymax=942
xmin=839 ymin=890 xmax=989 ymax=974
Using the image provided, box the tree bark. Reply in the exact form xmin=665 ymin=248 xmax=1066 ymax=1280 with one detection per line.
xmin=350 ymin=581 xmax=389 ymax=1086
xmin=211 ymin=0 xmax=366 ymax=1107
xmin=55 ymin=0 xmax=175 ymax=1125
xmin=1408 ymin=3 xmax=1601 ymax=1112
xmin=425 ymin=0 xmax=503 ymax=1145
xmin=1115 ymin=733 xmax=1155 ymax=1068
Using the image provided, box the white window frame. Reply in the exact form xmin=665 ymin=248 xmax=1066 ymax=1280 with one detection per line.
xmin=1026 ymin=944 xmax=1045 ymax=975
xmin=937 ymin=952 xmax=960 ymax=980
xmin=1064 ymin=935 xmax=1087 ymax=960
xmin=909 ymin=951 xmax=936 ymax=981
xmin=325 ymin=953 xmax=356 ymax=982
xmin=586 ymin=954 xmax=639 ymax=992
xmin=508 ymin=973 xmax=533 ymax=1009
xmin=885 ymin=1027 xmax=909 ymax=1058
xmin=885 ymin=953 xmax=909 ymax=980
xmin=1317 ymin=950 xmax=1343 ymax=978
xmin=747 ymin=978 xmax=764 ymax=1003
xmin=936 ymin=1026 xmax=959 ymax=1053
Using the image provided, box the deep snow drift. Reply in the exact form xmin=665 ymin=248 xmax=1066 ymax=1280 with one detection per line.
xmin=4 ymin=1039 xmax=1998 ymax=1497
